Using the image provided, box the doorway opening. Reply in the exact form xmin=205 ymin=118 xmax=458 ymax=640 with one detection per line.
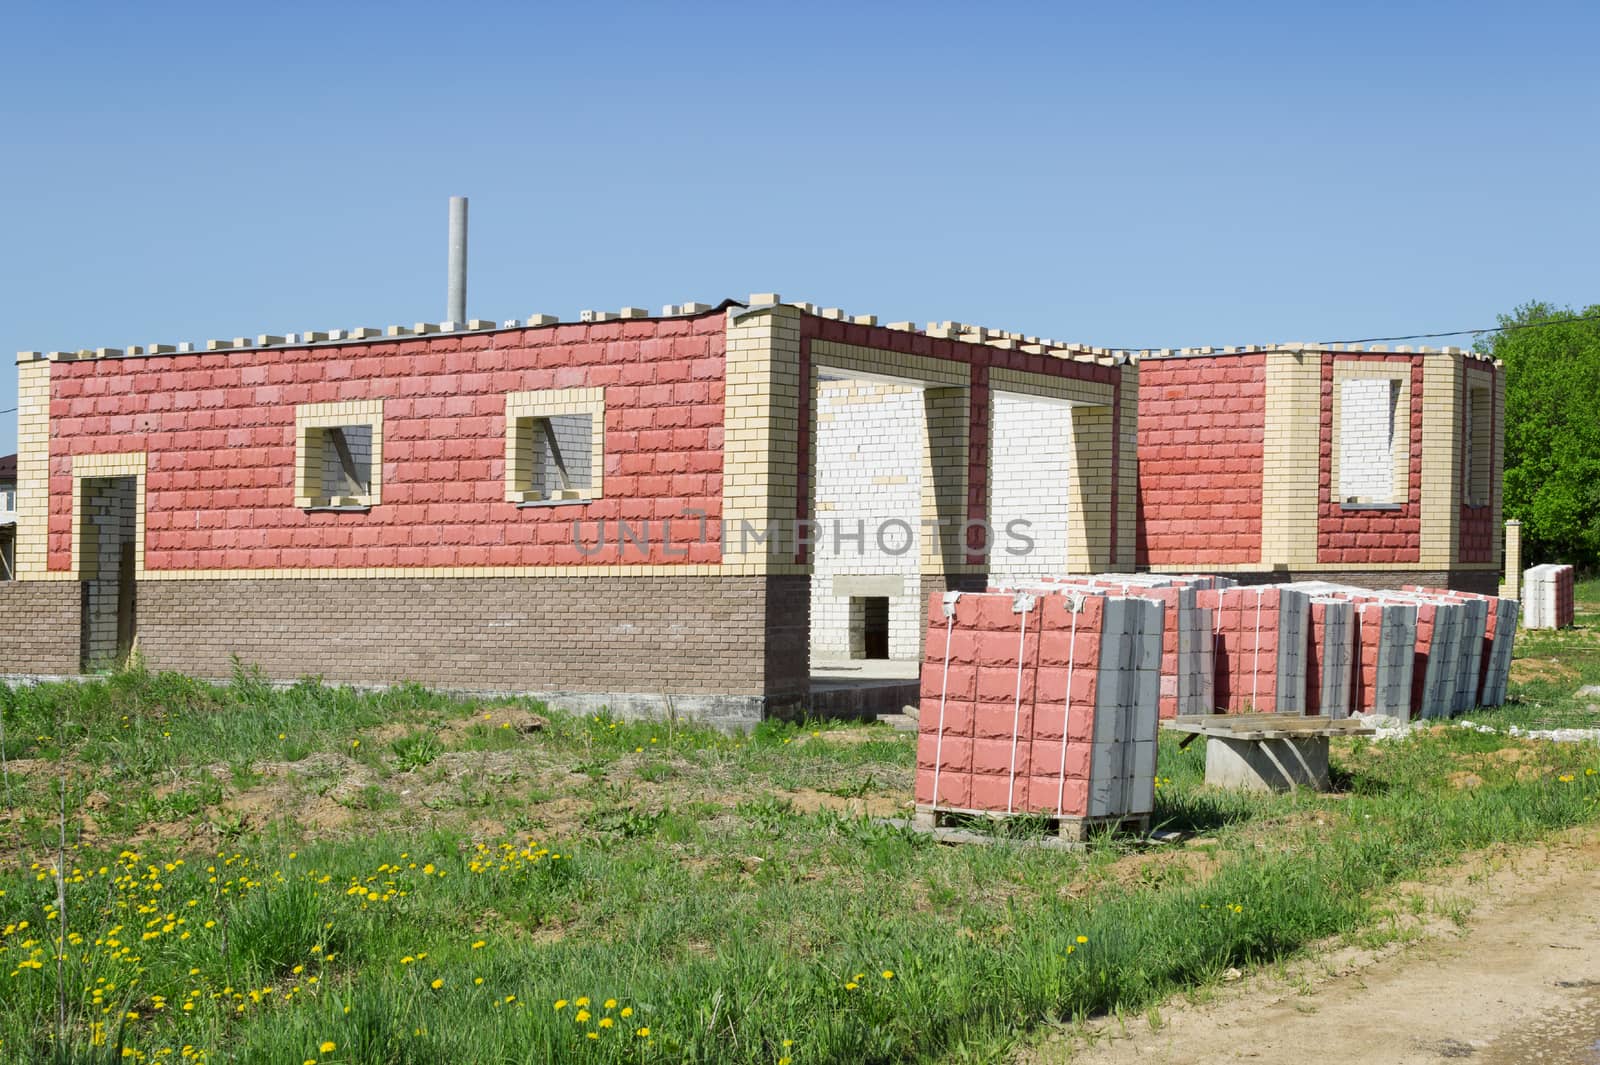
xmin=80 ymin=475 xmax=137 ymax=669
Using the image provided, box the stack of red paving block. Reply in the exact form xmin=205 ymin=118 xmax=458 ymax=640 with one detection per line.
xmin=1349 ymin=599 xmax=1417 ymax=717
xmin=1196 ymin=586 xmax=1311 ymax=713
xmin=1305 ymin=598 xmax=1356 ymax=717
xmin=916 ymin=587 xmax=1162 ymax=822
xmin=990 ymin=574 xmax=1223 ymax=718
xmin=1403 ymin=585 xmax=1519 ymax=707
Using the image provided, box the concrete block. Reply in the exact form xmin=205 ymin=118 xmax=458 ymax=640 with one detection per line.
xmin=1205 ymin=735 xmax=1329 ymax=791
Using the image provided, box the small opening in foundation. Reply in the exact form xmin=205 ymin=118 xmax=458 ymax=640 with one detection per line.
xmin=852 ymin=596 xmax=890 ymax=660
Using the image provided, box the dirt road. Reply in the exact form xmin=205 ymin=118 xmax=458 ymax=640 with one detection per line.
xmin=1028 ymin=828 xmax=1600 ymax=1065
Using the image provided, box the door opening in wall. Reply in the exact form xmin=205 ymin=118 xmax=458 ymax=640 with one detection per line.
xmin=807 ymin=370 xmax=928 ymax=675
xmin=79 ymin=474 xmax=138 ymax=670
xmin=854 ymin=596 xmax=890 ymax=660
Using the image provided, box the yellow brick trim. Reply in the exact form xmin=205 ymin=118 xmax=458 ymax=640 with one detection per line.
xmin=504 ymin=387 xmax=606 ymax=503
xmin=1329 ymin=361 xmax=1412 ymax=505
xmin=1066 ymin=404 xmax=1115 ymax=572
xmin=1114 ymin=360 xmax=1139 ymax=572
xmin=1461 ymin=364 xmax=1494 ymax=507
xmin=1260 ymin=352 xmax=1321 ymax=569
xmin=135 ymin=562 xmax=813 ymax=580
xmin=720 ymin=307 xmax=804 ymax=575
xmin=1419 ymin=356 xmax=1463 ymax=566
xmin=810 ymin=340 xmax=971 ymax=388
xmin=1491 ymin=368 xmax=1505 ymax=566
xmin=989 ymin=366 xmax=1113 ymax=407
xmin=71 ymin=452 xmax=147 ymax=581
xmin=1143 ymin=561 xmax=1501 ymax=574
xmin=14 ymin=359 xmax=52 ymax=579
xmin=295 ymin=400 xmax=384 ymax=508
xmin=919 ymin=385 xmax=970 ymax=572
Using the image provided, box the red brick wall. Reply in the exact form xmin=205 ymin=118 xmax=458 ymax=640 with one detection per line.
xmin=1134 ymin=355 xmax=1266 ymax=566
xmin=1317 ymin=355 xmax=1422 ymax=564
xmin=46 ymin=315 xmax=727 ymax=571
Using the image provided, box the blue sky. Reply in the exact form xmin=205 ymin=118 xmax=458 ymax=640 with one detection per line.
xmin=2 ymin=1 xmax=1597 ymax=450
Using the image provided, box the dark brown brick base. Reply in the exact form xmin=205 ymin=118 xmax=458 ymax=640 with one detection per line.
xmin=134 ymin=575 xmax=808 ymax=727
xmin=0 ymin=581 xmax=83 ymax=675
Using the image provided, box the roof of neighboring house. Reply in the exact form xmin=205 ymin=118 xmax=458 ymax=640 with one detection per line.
xmin=0 ymin=453 xmax=15 ymax=481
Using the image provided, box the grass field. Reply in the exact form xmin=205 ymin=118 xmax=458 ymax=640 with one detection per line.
xmin=2 ymin=582 xmax=1600 ymax=1064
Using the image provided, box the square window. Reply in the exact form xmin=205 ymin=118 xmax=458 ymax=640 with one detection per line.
xmin=505 ymin=388 xmax=605 ymax=505
xmin=296 ymin=400 xmax=382 ymax=509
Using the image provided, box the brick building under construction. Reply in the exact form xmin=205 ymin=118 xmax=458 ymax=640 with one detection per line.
xmin=0 ymin=295 xmax=1504 ymax=725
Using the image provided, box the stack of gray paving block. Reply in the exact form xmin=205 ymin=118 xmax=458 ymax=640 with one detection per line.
xmin=1311 ymin=597 xmax=1356 ymax=718
xmin=1088 ymin=596 xmax=1164 ymax=819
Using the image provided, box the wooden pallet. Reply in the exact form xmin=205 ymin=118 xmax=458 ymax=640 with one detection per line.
xmin=911 ymin=804 xmax=1150 ymax=844
xmin=1163 ymin=713 xmax=1376 ymax=748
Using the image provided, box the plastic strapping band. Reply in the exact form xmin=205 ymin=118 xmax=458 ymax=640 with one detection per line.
xmin=1055 ymin=592 xmax=1083 ymax=816
xmin=1252 ymin=587 xmax=1264 ymax=711
xmin=929 ymin=592 xmax=961 ymax=814
xmin=1006 ymin=593 xmax=1033 ymax=815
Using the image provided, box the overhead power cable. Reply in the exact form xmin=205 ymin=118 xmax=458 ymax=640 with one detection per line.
xmin=1316 ymin=311 xmax=1600 ymax=347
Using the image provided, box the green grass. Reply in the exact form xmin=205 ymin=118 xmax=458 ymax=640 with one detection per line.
xmin=2 ymin=593 xmax=1600 ymax=1064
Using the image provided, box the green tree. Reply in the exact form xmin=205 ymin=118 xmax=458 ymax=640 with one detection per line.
xmin=1484 ymin=301 xmax=1600 ymax=568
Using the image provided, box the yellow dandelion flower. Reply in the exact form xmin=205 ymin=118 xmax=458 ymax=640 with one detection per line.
xmin=636 ymin=1027 xmax=651 ymax=1038
xmin=599 ymin=1017 xmax=614 ymax=1028
xmin=576 ymin=1009 xmax=591 ymax=1022
xmin=620 ymin=1007 xmax=633 ymax=1017
xmin=319 ymin=1042 xmax=336 ymax=1054
xmin=576 ymin=996 xmax=590 ymax=1007
xmin=604 ymin=998 xmax=617 ymax=1009
xmin=554 ymin=999 xmax=568 ymax=1010
xmin=471 ymin=940 xmax=485 ymax=950
xmin=881 ymin=969 xmax=894 ymax=980
xmin=431 ymin=978 xmax=443 ymax=990
xmin=587 ymin=1032 xmax=599 ymax=1040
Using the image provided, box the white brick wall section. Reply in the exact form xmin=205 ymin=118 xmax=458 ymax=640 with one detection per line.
xmin=1339 ymin=378 xmax=1397 ymax=503
xmin=989 ymin=391 xmax=1072 ymax=579
xmin=810 ymin=379 xmax=924 ymax=660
